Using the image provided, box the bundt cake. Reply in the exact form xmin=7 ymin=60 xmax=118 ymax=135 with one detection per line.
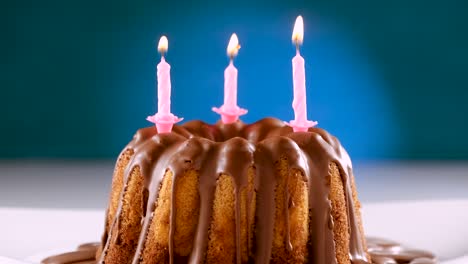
xmin=96 ymin=117 xmax=371 ymax=264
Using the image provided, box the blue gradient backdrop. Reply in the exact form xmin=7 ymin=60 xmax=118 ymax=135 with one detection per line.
xmin=2 ymin=0 xmax=468 ymax=160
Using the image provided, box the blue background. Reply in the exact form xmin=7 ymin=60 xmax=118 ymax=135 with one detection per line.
xmin=2 ymin=0 xmax=468 ymax=160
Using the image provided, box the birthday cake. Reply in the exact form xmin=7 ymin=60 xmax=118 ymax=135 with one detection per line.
xmin=41 ymin=16 xmax=437 ymax=264
xmin=41 ymin=119 xmax=437 ymax=264
xmin=95 ymin=117 xmax=369 ymax=263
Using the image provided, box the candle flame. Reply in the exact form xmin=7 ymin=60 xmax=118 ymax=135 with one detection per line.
xmin=292 ymin=16 xmax=304 ymax=45
xmin=227 ymin=33 xmax=240 ymax=58
xmin=158 ymin=36 xmax=168 ymax=54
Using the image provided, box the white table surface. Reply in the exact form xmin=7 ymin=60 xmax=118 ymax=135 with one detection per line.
xmin=2 ymin=200 xmax=468 ymax=263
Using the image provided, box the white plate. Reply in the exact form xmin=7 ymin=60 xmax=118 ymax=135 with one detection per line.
xmin=0 ymin=200 xmax=466 ymax=263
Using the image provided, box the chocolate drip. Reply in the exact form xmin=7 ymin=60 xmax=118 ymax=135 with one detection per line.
xmin=286 ymin=132 xmax=338 ymax=263
xmin=97 ymin=117 xmax=370 ymax=263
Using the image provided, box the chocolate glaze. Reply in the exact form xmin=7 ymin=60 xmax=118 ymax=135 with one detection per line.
xmin=97 ymin=117 xmax=371 ymax=263
xmin=42 ymin=238 xmax=438 ymax=264
xmin=37 ymin=113 xmax=440 ymax=264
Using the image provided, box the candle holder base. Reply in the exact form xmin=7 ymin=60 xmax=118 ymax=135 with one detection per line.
xmin=285 ymin=119 xmax=318 ymax=132
xmin=147 ymin=112 xmax=183 ymax=134
xmin=212 ymin=105 xmax=248 ymax=124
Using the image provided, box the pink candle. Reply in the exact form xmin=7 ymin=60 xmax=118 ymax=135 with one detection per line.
xmin=286 ymin=16 xmax=318 ymax=132
xmin=157 ymin=56 xmax=171 ymax=115
xmin=147 ymin=36 xmax=183 ymax=133
xmin=213 ymin=33 xmax=247 ymax=124
xmin=292 ymin=51 xmax=307 ymax=122
xmin=224 ymin=61 xmax=238 ymax=111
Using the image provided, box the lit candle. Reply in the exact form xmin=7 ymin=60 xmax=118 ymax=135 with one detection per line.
xmin=157 ymin=36 xmax=171 ymax=115
xmin=286 ymin=16 xmax=318 ymax=132
xmin=147 ymin=36 xmax=183 ymax=133
xmin=212 ymin=33 xmax=248 ymax=124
